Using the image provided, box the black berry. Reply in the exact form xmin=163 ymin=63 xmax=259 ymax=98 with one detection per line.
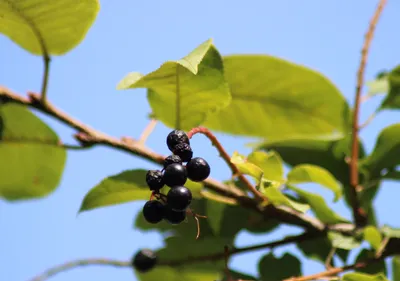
xmin=145 ymin=170 xmax=164 ymax=191
xmin=186 ymin=157 xmax=211 ymax=182
xmin=142 ymin=200 xmax=165 ymax=224
xmin=173 ymin=143 xmax=193 ymax=162
xmin=163 ymin=155 xmax=182 ymax=169
xmin=163 ymin=163 xmax=187 ymax=187
xmin=131 ymin=249 xmax=157 ymax=273
xmin=167 ymin=186 xmax=192 ymax=211
xmin=164 ymin=206 xmax=186 ymax=225
xmin=166 ymin=130 xmax=190 ymax=152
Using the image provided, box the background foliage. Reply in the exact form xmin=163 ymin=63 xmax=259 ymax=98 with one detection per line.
xmin=1 ymin=1 xmax=400 ymax=281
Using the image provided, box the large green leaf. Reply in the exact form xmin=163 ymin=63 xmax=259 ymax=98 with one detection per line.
xmin=258 ymin=252 xmax=301 ymax=281
xmin=287 ymin=185 xmax=348 ymax=224
xmin=342 ymin=273 xmax=389 ymax=281
xmin=0 ymin=104 xmax=66 ymax=200
xmin=0 ymin=0 xmax=99 ymax=55
xmin=230 ymin=151 xmax=264 ymax=182
xmin=262 ymin=184 xmax=310 ymax=213
xmin=204 ymin=55 xmax=350 ymax=139
xmin=379 ymin=65 xmax=400 ymax=110
xmin=117 ymin=39 xmax=231 ymax=130
xmin=360 ymin=124 xmax=400 ymax=179
xmin=79 ymin=169 xmax=203 ymax=213
xmin=393 ymin=256 xmax=400 ymax=281
xmin=247 ymin=150 xmax=284 ymax=182
xmin=287 ymin=164 xmax=342 ymax=201
xmin=363 ymin=226 xmax=382 ymax=251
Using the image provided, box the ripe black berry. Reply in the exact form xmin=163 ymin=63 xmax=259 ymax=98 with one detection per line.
xmin=145 ymin=170 xmax=164 ymax=191
xmin=173 ymin=143 xmax=193 ymax=162
xmin=163 ymin=163 xmax=187 ymax=187
xmin=142 ymin=200 xmax=165 ymax=224
xmin=163 ymin=155 xmax=182 ymax=169
xmin=164 ymin=206 xmax=186 ymax=225
xmin=166 ymin=129 xmax=190 ymax=152
xmin=167 ymin=186 xmax=192 ymax=211
xmin=186 ymin=157 xmax=211 ymax=182
xmin=131 ymin=249 xmax=158 ymax=273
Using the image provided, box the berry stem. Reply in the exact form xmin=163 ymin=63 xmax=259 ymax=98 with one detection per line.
xmin=187 ymin=127 xmax=267 ymax=202
xmin=138 ymin=118 xmax=158 ymax=145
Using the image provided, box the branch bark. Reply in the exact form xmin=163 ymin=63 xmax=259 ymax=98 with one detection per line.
xmin=349 ymin=0 xmax=387 ymax=227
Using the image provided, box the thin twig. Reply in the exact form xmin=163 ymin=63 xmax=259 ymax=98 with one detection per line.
xmin=349 ymin=0 xmax=387 ymax=227
xmin=375 ymin=236 xmax=390 ymax=258
xmin=358 ymin=112 xmax=376 ymax=130
xmin=28 ymin=258 xmax=130 ymax=281
xmin=324 ymin=247 xmax=336 ymax=269
xmin=41 ymin=55 xmax=51 ymax=103
xmin=175 ymin=65 xmax=181 ymax=129
xmin=187 ymin=127 xmax=267 ymax=202
xmin=224 ymin=246 xmax=233 ymax=281
xmin=138 ymin=118 xmax=158 ymax=144
xmin=0 ymin=86 xmax=354 ymax=233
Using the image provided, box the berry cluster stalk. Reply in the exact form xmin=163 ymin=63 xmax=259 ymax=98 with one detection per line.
xmin=187 ymin=127 xmax=267 ymax=202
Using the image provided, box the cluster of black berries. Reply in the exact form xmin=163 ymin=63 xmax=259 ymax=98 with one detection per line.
xmin=142 ymin=129 xmax=211 ymax=225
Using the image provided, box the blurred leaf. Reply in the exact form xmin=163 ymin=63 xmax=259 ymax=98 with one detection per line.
xmin=0 ymin=0 xmax=99 ymax=55
xmin=296 ymin=236 xmax=332 ymax=263
xmin=287 ymin=185 xmax=348 ymax=224
xmin=206 ymin=200 xmax=226 ymax=236
xmin=0 ymin=104 xmax=66 ymax=200
xmin=258 ymin=252 xmax=301 ymax=281
xmin=117 ymin=39 xmax=231 ymax=130
xmin=220 ymin=270 xmax=257 ymax=281
xmin=366 ymin=75 xmax=389 ymax=97
xmin=363 ymin=226 xmax=382 ymax=250
xmin=231 ymin=151 xmax=264 ymax=182
xmin=262 ymin=185 xmax=310 ymax=213
xmin=360 ymin=124 xmax=400 ymax=179
xmin=355 ymin=249 xmax=386 ymax=275
xmin=328 ymin=232 xmax=361 ymax=250
xmin=247 ymin=150 xmax=284 ymax=181
xmin=205 ymin=55 xmax=350 ymax=139
xmin=393 ymin=256 xmax=400 ymax=281
xmin=136 ymin=266 xmax=220 ymax=281
xmin=381 ymin=225 xmax=400 ymax=238
xmin=342 ymin=273 xmax=389 ymax=281
xmin=287 ymin=164 xmax=342 ymax=201
xmin=379 ymin=65 xmax=400 ymax=110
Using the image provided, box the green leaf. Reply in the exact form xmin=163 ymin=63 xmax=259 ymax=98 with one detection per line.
xmin=287 ymin=164 xmax=342 ymax=201
xmin=287 ymin=185 xmax=348 ymax=224
xmin=363 ymin=226 xmax=382 ymax=250
xmin=204 ymin=55 xmax=350 ymax=139
xmin=327 ymin=231 xmax=361 ymax=250
xmin=258 ymin=252 xmax=301 ymax=281
xmin=0 ymin=0 xmax=99 ymax=55
xmin=220 ymin=270 xmax=257 ymax=281
xmin=381 ymin=225 xmax=400 ymax=238
xmin=355 ymin=249 xmax=386 ymax=275
xmin=230 ymin=151 xmax=264 ymax=182
xmin=366 ymin=75 xmax=389 ymax=97
xmin=247 ymin=150 xmax=284 ymax=181
xmin=360 ymin=124 xmax=400 ymax=179
xmin=117 ymin=39 xmax=231 ymax=130
xmin=0 ymin=104 xmax=66 ymax=200
xmin=379 ymin=65 xmax=400 ymax=110
xmin=296 ymin=236 xmax=332 ymax=263
xmin=206 ymin=200 xmax=226 ymax=236
xmin=262 ymin=185 xmax=310 ymax=213
xmin=393 ymin=256 xmax=400 ymax=281
xmin=342 ymin=273 xmax=389 ymax=281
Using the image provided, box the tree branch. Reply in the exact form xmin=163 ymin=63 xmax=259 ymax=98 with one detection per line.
xmin=28 ymin=258 xmax=131 ymax=281
xmin=349 ymin=0 xmax=387 ymax=227
xmin=0 ymin=86 xmax=353 ymax=233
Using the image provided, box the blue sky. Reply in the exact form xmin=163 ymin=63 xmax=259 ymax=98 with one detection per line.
xmin=1 ymin=1 xmax=400 ymax=281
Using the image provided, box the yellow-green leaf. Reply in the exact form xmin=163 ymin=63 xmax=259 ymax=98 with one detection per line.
xmin=262 ymin=184 xmax=310 ymax=213
xmin=379 ymin=65 xmax=400 ymax=110
xmin=342 ymin=273 xmax=389 ymax=281
xmin=363 ymin=226 xmax=382 ymax=251
xmin=247 ymin=150 xmax=284 ymax=182
xmin=287 ymin=164 xmax=342 ymax=201
xmin=328 ymin=231 xmax=361 ymax=250
xmin=0 ymin=0 xmax=99 ymax=55
xmin=117 ymin=39 xmax=231 ymax=130
xmin=230 ymin=151 xmax=264 ymax=182
xmin=204 ymin=55 xmax=350 ymax=139
xmin=393 ymin=256 xmax=400 ymax=281
xmin=0 ymin=104 xmax=66 ymax=200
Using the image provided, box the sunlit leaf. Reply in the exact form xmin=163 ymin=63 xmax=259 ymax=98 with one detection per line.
xmin=0 ymin=0 xmax=99 ymax=55
xmin=379 ymin=65 xmax=400 ymax=110
xmin=328 ymin=231 xmax=361 ymax=250
xmin=381 ymin=225 xmax=400 ymax=238
xmin=262 ymin=184 xmax=310 ymax=213
xmin=342 ymin=273 xmax=389 ymax=281
xmin=117 ymin=39 xmax=231 ymax=130
xmin=363 ymin=226 xmax=382 ymax=251
xmin=393 ymin=256 xmax=400 ymax=281
xmin=0 ymin=104 xmax=66 ymax=200
xmin=205 ymin=55 xmax=350 ymax=139
xmin=231 ymin=151 xmax=264 ymax=182
xmin=247 ymin=150 xmax=285 ymax=181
